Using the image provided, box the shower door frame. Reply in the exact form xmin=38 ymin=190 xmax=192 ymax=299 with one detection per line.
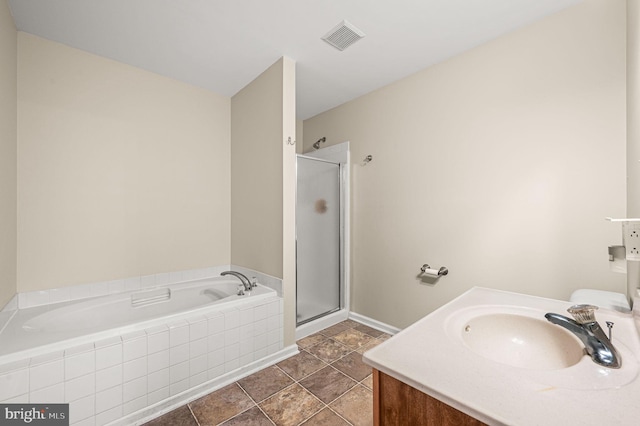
xmin=295 ymin=142 xmax=350 ymax=327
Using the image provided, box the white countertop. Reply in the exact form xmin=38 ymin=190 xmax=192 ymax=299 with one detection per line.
xmin=363 ymin=287 xmax=640 ymax=425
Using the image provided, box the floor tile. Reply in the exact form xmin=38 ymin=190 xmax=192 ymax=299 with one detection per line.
xmin=330 ymin=385 xmax=373 ymax=426
xmin=144 ymin=321 xmax=388 ymax=426
xmin=297 ymin=333 xmax=328 ymax=349
xmin=143 ymin=405 xmax=197 ymax=426
xmin=299 ymin=366 xmax=357 ymax=404
xmin=320 ymin=322 xmax=354 ymax=337
xmin=238 ymin=365 xmax=294 ymax=402
xmin=259 ymin=383 xmax=323 ymax=426
xmin=353 ymin=323 xmax=385 ymax=338
xmin=220 ymin=406 xmax=274 ymax=425
xmin=331 ymin=329 xmax=374 ymax=350
xmin=331 ymin=352 xmax=372 ymax=382
xmin=356 ymin=337 xmax=385 ymax=354
xmin=361 ymin=374 xmax=373 ymax=390
xmin=189 ymin=383 xmax=255 ymax=425
xmin=277 ymin=350 xmax=328 ymax=381
xmin=305 ymin=339 xmax=352 ymax=363
xmin=302 ymin=408 xmax=350 ymax=425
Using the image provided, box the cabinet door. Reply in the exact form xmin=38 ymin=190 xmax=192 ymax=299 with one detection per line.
xmin=373 ymin=370 xmax=486 ymax=426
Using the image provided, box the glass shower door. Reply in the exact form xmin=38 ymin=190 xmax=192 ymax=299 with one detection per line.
xmin=296 ymin=156 xmax=341 ymax=325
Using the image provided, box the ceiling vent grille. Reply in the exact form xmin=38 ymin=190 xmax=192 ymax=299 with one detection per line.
xmin=321 ymin=20 xmax=365 ymax=51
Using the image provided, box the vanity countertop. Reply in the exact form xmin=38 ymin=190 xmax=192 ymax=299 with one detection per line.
xmin=362 ymin=287 xmax=640 ymax=425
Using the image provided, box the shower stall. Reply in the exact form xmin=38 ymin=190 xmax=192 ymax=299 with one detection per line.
xmin=296 ymin=142 xmax=349 ymax=333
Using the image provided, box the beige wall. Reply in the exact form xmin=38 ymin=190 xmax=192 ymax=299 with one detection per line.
xmin=17 ymin=33 xmax=231 ymax=292
xmin=230 ymin=59 xmax=284 ymax=278
xmin=0 ymin=0 xmax=17 ymax=307
xmin=282 ymin=58 xmax=297 ymax=346
xmin=303 ymin=0 xmax=627 ymax=328
xmin=629 ymin=0 xmax=640 ymax=217
xmin=230 ymin=57 xmax=297 ymax=345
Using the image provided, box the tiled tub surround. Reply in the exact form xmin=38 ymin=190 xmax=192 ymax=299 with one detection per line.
xmin=0 ymin=274 xmax=291 ymax=426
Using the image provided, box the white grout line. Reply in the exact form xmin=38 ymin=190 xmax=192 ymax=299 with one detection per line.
xmin=232 ymin=382 xmax=277 ymax=426
xmin=186 ymin=404 xmax=201 ymax=426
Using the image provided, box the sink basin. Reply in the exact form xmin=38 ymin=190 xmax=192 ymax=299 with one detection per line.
xmin=443 ymin=302 xmax=639 ymax=389
xmin=460 ymin=313 xmax=584 ymax=370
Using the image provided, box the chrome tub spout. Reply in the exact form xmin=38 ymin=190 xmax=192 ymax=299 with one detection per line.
xmin=221 ymin=271 xmax=252 ymax=292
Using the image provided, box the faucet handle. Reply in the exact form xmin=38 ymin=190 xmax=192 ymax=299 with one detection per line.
xmin=606 ymin=321 xmax=614 ymax=340
xmin=567 ymin=304 xmax=599 ymax=324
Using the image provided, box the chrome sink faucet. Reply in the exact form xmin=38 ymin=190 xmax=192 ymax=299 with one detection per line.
xmin=545 ymin=304 xmax=621 ymax=369
xmin=221 ymin=271 xmax=252 ymax=292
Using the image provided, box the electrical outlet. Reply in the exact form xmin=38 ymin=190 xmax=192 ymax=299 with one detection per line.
xmin=623 ymin=222 xmax=640 ymax=260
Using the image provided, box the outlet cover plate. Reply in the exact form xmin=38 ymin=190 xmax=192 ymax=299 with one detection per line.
xmin=623 ymin=222 xmax=640 ymax=260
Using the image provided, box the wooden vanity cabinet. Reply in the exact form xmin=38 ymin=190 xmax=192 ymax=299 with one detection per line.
xmin=373 ymin=369 xmax=487 ymax=426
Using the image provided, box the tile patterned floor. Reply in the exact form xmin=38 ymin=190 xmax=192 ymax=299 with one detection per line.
xmin=144 ymin=320 xmax=391 ymax=426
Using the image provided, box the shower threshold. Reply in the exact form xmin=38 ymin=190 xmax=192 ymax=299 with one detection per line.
xmin=295 ymin=308 xmax=349 ymax=340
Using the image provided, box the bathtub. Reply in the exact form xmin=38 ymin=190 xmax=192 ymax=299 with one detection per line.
xmin=0 ymin=276 xmax=287 ymax=426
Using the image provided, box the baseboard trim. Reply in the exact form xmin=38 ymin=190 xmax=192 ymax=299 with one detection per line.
xmin=349 ymin=312 xmax=401 ymax=335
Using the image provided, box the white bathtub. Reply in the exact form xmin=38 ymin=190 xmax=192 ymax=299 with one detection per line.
xmin=0 ymin=277 xmax=275 ymax=361
xmin=0 ymin=276 xmax=287 ymax=426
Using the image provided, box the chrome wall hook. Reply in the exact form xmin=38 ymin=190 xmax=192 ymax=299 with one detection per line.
xmin=362 ymin=155 xmax=373 ymax=165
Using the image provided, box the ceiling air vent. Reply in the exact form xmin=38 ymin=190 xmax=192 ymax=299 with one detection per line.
xmin=321 ymin=20 xmax=366 ymax=51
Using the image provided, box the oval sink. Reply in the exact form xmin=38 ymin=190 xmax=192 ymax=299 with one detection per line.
xmin=461 ymin=313 xmax=584 ymax=370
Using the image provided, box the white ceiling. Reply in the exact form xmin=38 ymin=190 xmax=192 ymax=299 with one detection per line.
xmin=8 ymin=0 xmax=584 ymax=119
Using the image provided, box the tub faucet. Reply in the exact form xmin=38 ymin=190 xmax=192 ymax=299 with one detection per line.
xmin=221 ymin=271 xmax=252 ymax=292
xmin=545 ymin=304 xmax=621 ymax=369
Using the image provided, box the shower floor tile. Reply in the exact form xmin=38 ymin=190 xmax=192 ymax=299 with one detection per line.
xmin=143 ymin=320 xmax=392 ymax=426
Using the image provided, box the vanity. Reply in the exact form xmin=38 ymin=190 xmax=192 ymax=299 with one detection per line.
xmin=363 ymin=287 xmax=640 ymax=425
xmin=372 ymin=368 xmax=485 ymax=425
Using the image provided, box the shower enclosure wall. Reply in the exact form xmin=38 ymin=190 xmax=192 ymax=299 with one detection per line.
xmin=295 ymin=142 xmax=349 ymax=333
